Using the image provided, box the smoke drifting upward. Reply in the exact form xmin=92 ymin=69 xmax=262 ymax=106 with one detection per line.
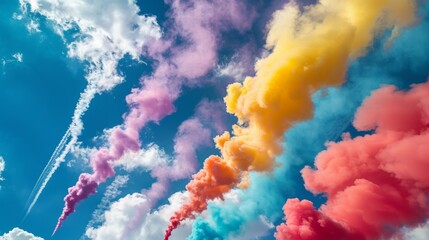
xmin=121 ymin=104 xmax=214 ymax=238
xmin=165 ymin=0 xmax=418 ymax=238
xmin=53 ymin=82 xmax=175 ymax=234
xmin=276 ymin=80 xmax=429 ymax=239
xmin=165 ymin=155 xmax=239 ymax=240
xmin=54 ymin=0 xmax=254 ymax=234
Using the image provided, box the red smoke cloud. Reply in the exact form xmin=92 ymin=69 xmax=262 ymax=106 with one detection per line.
xmin=276 ymin=199 xmax=364 ymax=240
xmin=276 ymin=80 xmax=429 ymax=239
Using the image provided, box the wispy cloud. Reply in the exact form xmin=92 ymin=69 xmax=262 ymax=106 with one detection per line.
xmin=12 ymin=53 xmax=23 ymax=63
xmin=83 ymin=175 xmax=129 ymax=237
xmin=1 ymin=52 xmax=24 ymax=71
xmin=0 ymin=156 xmax=5 ymax=188
xmin=53 ymin=0 xmax=256 ymax=233
xmin=20 ymin=0 xmax=161 ymax=218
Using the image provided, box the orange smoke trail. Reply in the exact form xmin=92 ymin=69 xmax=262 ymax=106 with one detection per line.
xmin=164 ymin=155 xmax=239 ymax=239
xmin=164 ymin=0 xmax=417 ymax=238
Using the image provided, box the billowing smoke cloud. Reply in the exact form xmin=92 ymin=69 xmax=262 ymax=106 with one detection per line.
xmin=188 ymin=3 xmax=429 ymax=238
xmin=20 ymin=0 xmax=161 ymax=217
xmin=53 ymin=0 xmax=254 ymax=233
xmin=165 ymin=0 xmax=418 ymax=238
xmin=276 ymin=80 xmax=429 ymax=239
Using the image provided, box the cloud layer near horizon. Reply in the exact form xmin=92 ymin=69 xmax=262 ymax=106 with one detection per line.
xmin=1 ymin=228 xmax=43 ymax=240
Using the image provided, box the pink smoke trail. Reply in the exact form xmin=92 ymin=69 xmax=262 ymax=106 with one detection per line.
xmin=121 ymin=100 xmax=227 ymax=238
xmin=54 ymin=0 xmax=254 ymax=233
xmin=53 ymin=82 xmax=174 ymax=234
xmin=122 ymin=117 xmax=210 ymax=237
xmin=275 ymin=80 xmax=429 ymax=240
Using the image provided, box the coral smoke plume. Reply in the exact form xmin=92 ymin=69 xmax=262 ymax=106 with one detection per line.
xmin=276 ymin=80 xmax=429 ymax=239
xmin=164 ymin=155 xmax=239 ymax=240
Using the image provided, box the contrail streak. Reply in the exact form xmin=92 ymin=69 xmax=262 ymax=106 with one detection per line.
xmin=24 ymin=85 xmax=97 ymax=219
xmin=25 ymin=129 xmax=71 ymax=210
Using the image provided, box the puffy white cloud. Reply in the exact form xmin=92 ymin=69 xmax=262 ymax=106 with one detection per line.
xmin=86 ymin=192 xmax=193 ymax=240
xmin=0 ymin=228 xmax=43 ymax=240
xmin=85 ymin=188 xmax=273 ymax=240
xmin=85 ymin=175 xmax=129 ymax=233
xmin=114 ymin=144 xmax=169 ymax=172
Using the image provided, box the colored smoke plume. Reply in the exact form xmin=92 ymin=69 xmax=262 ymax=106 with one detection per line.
xmin=276 ymin=80 xmax=429 ymax=239
xmin=165 ymin=0 xmax=417 ymax=238
xmin=54 ymin=0 xmax=254 ymax=234
xmin=188 ymin=5 xmax=429 ymax=236
xmin=164 ymin=155 xmax=239 ymax=240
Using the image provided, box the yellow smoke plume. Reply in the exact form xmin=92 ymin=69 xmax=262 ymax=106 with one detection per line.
xmin=165 ymin=1 xmax=417 ymax=238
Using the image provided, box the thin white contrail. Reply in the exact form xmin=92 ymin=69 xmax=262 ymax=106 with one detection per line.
xmin=25 ymin=129 xmax=71 ymax=209
xmin=24 ymin=85 xmax=97 ymax=219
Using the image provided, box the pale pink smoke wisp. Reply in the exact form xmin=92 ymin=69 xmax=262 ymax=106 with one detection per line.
xmin=54 ymin=0 xmax=255 ymax=233
xmin=122 ymin=100 xmax=226 ymax=237
xmin=275 ymin=81 xmax=429 ymax=240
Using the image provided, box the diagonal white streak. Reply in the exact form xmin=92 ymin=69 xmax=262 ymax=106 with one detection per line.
xmin=25 ymin=128 xmax=71 ymax=209
xmin=24 ymin=85 xmax=97 ymax=219
xmin=81 ymin=175 xmax=129 ymax=240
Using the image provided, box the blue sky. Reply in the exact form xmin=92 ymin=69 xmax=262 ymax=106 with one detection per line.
xmin=0 ymin=0 xmax=252 ymax=238
xmin=1 ymin=1 xmax=429 ymax=240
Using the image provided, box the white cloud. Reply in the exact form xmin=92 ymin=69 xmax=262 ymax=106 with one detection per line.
xmin=20 ymin=0 xmax=161 ymax=91
xmin=85 ymin=175 xmax=129 ymax=233
xmin=12 ymin=13 xmax=24 ymax=20
xmin=20 ymin=0 xmax=161 ymax=217
xmin=217 ymin=44 xmax=256 ymax=83
xmin=13 ymin=12 xmax=40 ymax=33
xmin=86 ymin=192 xmax=193 ymax=240
xmin=218 ymin=58 xmax=248 ymax=82
xmin=405 ymin=222 xmax=429 ymax=240
xmin=1 ymin=53 xmax=24 ymax=69
xmin=12 ymin=53 xmax=23 ymax=63
xmin=0 ymin=156 xmax=5 ymax=184
xmin=0 ymin=228 xmax=43 ymax=240
xmin=114 ymin=144 xmax=169 ymax=172
xmin=26 ymin=20 xmax=41 ymax=33
xmin=85 ymin=188 xmax=273 ymax=240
